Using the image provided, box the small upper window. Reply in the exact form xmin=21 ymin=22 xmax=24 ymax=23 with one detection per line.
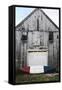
xmin=49 ymin=32 xmax=53 ymax=43
xmin=57 ymin=35 xmax=59 ymax=39
xmin=37 ymin=18 xmax=39 ymax=31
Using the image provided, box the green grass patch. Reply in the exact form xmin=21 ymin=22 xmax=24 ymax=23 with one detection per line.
xmin=16 ymin=71 xmax=59 ymax=83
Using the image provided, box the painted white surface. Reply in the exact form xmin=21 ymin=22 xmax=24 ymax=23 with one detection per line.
xmin=27 ymin=50 xmax=48 ymax=67
xmin=30 ymin=66 xmax=44 ymax=73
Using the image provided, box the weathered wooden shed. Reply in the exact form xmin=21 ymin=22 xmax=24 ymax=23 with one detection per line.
xmin=15 ymin=8 xmax=59 ymax=73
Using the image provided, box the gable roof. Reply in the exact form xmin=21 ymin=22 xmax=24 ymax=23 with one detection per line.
xmin=40 ymin=9 xmax=59 ymax=29
xmin=16 ymin=8 xmax=59 ymax=30
xmin=16 ymin=8 xmax=38 ymax=28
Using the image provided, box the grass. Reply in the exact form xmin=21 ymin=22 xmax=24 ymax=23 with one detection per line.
xmin=16 ymin=71 xmax=59 ymax=84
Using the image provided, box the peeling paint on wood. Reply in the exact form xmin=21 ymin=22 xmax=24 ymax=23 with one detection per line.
xmin=15 ymin=8 xmax=59 ymax=69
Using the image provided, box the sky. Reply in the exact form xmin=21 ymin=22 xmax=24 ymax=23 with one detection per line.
xmin=15 ymin=7 xmax=35 ymax=26
xmin=15 ymin=7 xmax=59 ymax=27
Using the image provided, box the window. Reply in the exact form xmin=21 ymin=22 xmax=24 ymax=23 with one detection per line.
xmin=37 ymin=18 xmax=39 ymax=31
xmin=21 ymin=32 xmax=27 ymax=40
xmin=57 ymin=35 xmax=59 ymax=39
xmin=49 ymin=32 xmax=53 ymax=43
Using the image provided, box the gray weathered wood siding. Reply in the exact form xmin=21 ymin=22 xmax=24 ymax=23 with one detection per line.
xmin=16 ymin=8 xmax=59 ymax=69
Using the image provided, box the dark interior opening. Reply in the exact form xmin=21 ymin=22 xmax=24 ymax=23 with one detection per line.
xmin=21 ymin=35 xmax=27 ymax=40
xmin=49 ymin=31 xmax=53 ymax=43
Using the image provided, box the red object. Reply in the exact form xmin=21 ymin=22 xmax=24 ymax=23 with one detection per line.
xmin=21 ymin=66 xmax=30 ymax=74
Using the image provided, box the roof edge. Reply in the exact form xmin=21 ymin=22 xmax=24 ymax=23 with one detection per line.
xmin=40 ymin=9 xmax=59 ymax=29
xmin=16 ymin=8 xmax=59 ymax=30
xmin=16 ymin=8 xmax=38 ymax=28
